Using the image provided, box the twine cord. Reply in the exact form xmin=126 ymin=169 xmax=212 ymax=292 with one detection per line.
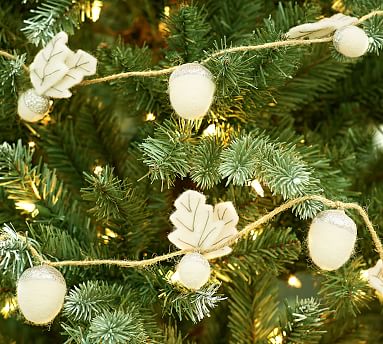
xmin=0 ymin=10 xmax=381 ymax=83
xmin=17 ymin=194 xmax=383 ymax=268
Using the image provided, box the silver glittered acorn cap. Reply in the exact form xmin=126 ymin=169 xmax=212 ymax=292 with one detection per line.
xmin=169 ymin=63 xmax=214 ymax=82
xmin=18 ymin=265 xmax=66 ymax=286
xmin=312 ymin=209 xmax=357 ymax=235
xmin=21 ymin=89 xmax=50 ymax=115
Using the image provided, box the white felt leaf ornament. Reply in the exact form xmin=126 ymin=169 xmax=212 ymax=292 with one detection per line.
xmin=168 ymin=190 xmax=239 ymax=259
xmin=29 ymin=32 xmax=97 ymax=98
xmin=286 ymin=13 xmax=358 ymax=40
xmin=43 ymin=50 xmax=97 ymax=98
xmin=367 ymin=260 xmax=383 ymax=294
xmin=18 ymin=32 xmax=97 ymax=122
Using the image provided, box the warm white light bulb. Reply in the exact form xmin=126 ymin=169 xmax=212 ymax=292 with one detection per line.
xmin=15 ymin=201 xmax=36 ymax=213
xmin=145 ymin=112 xmax=156 ymax=121
xmin=287 ymin=275 xmax=302 ymax=288
xmin=268 ymin=328 xmax=283 ymax=344
xmin=105 ymin=228 xmax=118 ymax=238
xmin=1 ymin=298 xmax=17 ymax=318
xmin=91 ymin=0 xmax=103 ymax=22
xmin=373 ymin=125 xmax=383 ymax=150
xmin=93 ymin=165 xmax=103 ymax=175
xmin=250 ymin=179 xmax=265 ymax=197
xmin=203 ymin=124 xmax=216 ymax=136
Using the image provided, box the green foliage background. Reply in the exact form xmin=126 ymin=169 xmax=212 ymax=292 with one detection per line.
xmin=0 ymin=0 xmax=383 ymax=343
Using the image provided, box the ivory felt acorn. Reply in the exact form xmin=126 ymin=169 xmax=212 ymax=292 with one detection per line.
xmin=333 ymin=25 xmax=369 ymax=58
xmin=168 ymin=63 xmax=216 ymax=120
xmin=308 ymin=209 xmax=357 ymax=271
xmin=17 ymin=89 xmax=50 ymax=122
xmin=176 ymin=253 xmax=211 ymax=290
xmin=17 ymin=265 xmax=67 ymax=325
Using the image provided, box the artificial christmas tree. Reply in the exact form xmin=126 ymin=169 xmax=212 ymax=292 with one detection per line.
xmin=0 ymin=0 xmax=383 ymax=343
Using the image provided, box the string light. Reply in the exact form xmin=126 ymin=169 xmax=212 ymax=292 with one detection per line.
xmin=1 ymin=298 xmax=17 ymax=318
xmin=250 ymin=179 xmax=265 ymax=197
xmin=332 ymin=0 xmax=346 ymax=12
xmin=145 ymin=112 xmax=156 ymax=121
xmin=268 ymin=328 xmax=283 ymax=344
xmin=250 ymin=228 xmax=263 ymax=240
xmin=97 ymin=228 xmax=119 ymax=244
xmin=105 ymin=227 xmax=118 ymax=238
xmin=203 ymin=124 xmax=216 ymax=136
xmin=288 ymin=275 xmax=302 ymax=288
xmin=93 ymin=165 xmax=103 ymax=175
xmin=164 ymin=6 xmax=170 ymax=17
xmin=15 ymin=201 xmax=36 ymax=213
xmin=360 ymin=269 xmax=369 ymax=281
xmin=81 ymin=1 xmax=103 ymax=22
xmin=28 ymin=141 xmax=36 ymax=148
xmin=97 ymin=231 xmax=109 ymax=244
xmin=90 ymin=0 xmax=103 ymax=22
xmin=41 ymin=114 xmax=52 ymax=125
xmin=373 ymin=125 xmax=383 ymax=150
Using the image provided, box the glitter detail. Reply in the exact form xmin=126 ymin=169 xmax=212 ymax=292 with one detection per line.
xmin=23 ymin=89 xmax=50 ymax=115
xmin=333 ymin=27 xmax=344 ymax=51
xmin=312 ymin=210 xmax=357 ymax=235
xmin=180 ymin=252 xmax=210 ymax=267
xmin=169 ymin=63 xmax=214 ymax=82
xmin=18 ymin=265 xmax=66 ymax=286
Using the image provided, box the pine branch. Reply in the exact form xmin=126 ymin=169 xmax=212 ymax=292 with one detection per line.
xmin=28 ymin=223 xmax=86 ymax=261
xmin=219 ymin=132 xmax=323 ymax=219
xmin=159 ymin=278 xmax=226 ymax=323
xmin=0 ymin=224 xmax=38 ymax=279
xmin=63 ymin=281 xmax=163 ymax=343
xmin=22 ymin=0 xmax=82 ymax=46
xmin=81 ymin=166 xmax=138 ymax=224
xmin=96 ymin=42 xmax=168 ymax=115
xmin=224 ymin=227 xmax=301 ymax=276
xmin=81 ymin=165 xmax=154 ymax=255
xmin=64 ymin=281 xmax=125 ymax=322
xmin=38 ymin=120 xmax=87 ymax=193
xmin=201 ymin=0 xmax=265 ymax=43
xmin=363 ymin=16 xmax=383 ymax=54
xmin=0 ymin=55 xmax=26 ymax=142
xmin=227 ymin=274 xmax=279 ymax=343
xmin=0 ymin=141 xmax=93 ymax=241
xmin=280 ymin=297 xmax=328 ymax=344
xmin=343 ymin=0 xmax=383 ymax=16
xmin=87 ymin=310 xmax=147 ymax=344
xmin=318 ymin=258 xmax=373 ymax=318
xmin=140 ymin=119 xmax=195 ymax=188
xmin=190 ymin=137 xmax=222 ymax=189
xmin=165 ymin=4 xmax=212 ymax=63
